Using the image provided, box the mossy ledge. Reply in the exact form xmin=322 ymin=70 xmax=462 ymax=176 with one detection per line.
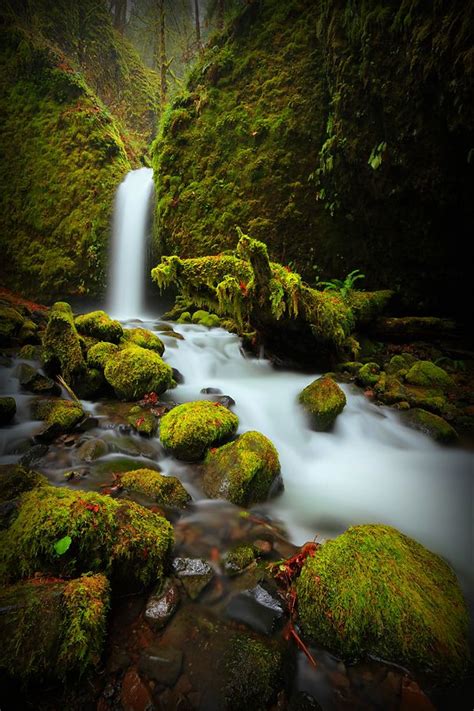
xmin=296 ymin=524 xmax=470 ymax=681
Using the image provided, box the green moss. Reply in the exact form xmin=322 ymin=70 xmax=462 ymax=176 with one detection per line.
xmin=405 ymin=361 xmax=455 ymax=391
xmin=159 ymin=400 xmax=239 ymax=461
xmin=0 ymin=304 xmax=25 ymax=345
xmin=121 ymin=327 xmax=165 ymax=355
xmin=296 ymin=524 xmax=469 ymax=680
xmin=0 ymin=464 xmax=47 ymax=503
xmin=375 ymin=375 xmax=448 ymax=415
xmin=0 ymin=573 xmax=109 ymax=679
xmin=405 ymin=408 xmax=458 ymax=444
xmin=86 ymin=340 xmax=119 ymax=369
xmin=385 ymin=353 xmax=416 ymax=375
xmin=121 ymin=468 xmax=191 ymax=508
xmin=42 ymin=302 xmax=86 ymax=385
xmin=357 ymin=362 xmax=381 ymax=387
xmin=0 ymin=396 xmax=16 ymax=424
xmin=75 ymin=366 xmax=104 ymax=399
xmin=75 ymin=310 xmax=123 ymax=343
xmin=104 ymin=345 xmax=174 ymax=400
xmin=223 ymin=634 xmax=282 ymax=710
xmin=127 ymin=406 xmax=157 ymax=436
xmin=203 ymin=430 xmax=280 ymax=506
xmin=0 ymin=485 xmax=173 ymax=586
xmin=32 ymin=398 xmax=84 ymax=441
xmin=298 ymin=376 xmax=346 ymax=431
xmin=223 ymin=544 xmax=256 ymax=575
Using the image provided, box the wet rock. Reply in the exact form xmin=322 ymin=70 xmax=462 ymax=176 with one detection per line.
xmin=127 ymin=406 xmax=158 ymax=436
xmin=76 ymin=438 xmax=109 ymax=462
xmin=139 ymin=645 xmax=183 ymax=687
xmin=32 ymin=398 xmax=84 ymax=443
xmin=145 ymin=578 xmax=180 ymax=630
xmin=42 ymin=302 xmax=86 ymax=385
xmin=0 ymin=464 xmax=48 ymax=502
xmin=172 ymin=367 xmax=184 ymax=384
xmin=357 ymin=362 xmax=381 ymax=387
xmin=288 ymin=692 xmax=323 ymax=711
xmin=172 ymin=557 xmax=214 ymax=600
xmin=18 ymin=443 xmax=48 ymax=467
xmin=404 ymin=408 xmax=458 ymax=444
xmin=18 ymin=344 xmax=41 ymax=360
xmin=122 ymin=469 xmax=191 ymax=508
xmin=223 ymin=544 xmax=256 ymax=575
xmin=17 ymin=363 xmax=60 ymax=395
xmin=159 ymin=400 xmax=238 ymax=461
xmin=75 ymin=310 xmax=123 ymax=343
xmin=221 ymin=633 xmax=282 ymax=709
xmin=202 ymin=430 xmax=281 ymax=506
xmin=0 ymin=396 xmax=16 ymax=425
xmin=120 ymin=669 xmax=154 ymax=711
xmin=121 ymin=327 xmax=165 ymax=355
xmin=298 ymin=376 xmax=346 ymax=431
xmin=225 ymin=584 xmax=285 ymax=635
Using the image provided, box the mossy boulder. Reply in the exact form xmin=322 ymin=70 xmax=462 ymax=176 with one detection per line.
xmin=405 ymin=361 xmax=455 ymax=391
xmin=375 ymin=375 xmax=448 ymax=415
xmin=0 ymin=574 xmax=110 ymax=680
xmin=356 ymin=362 xmax=381 ymax=387
xmin=17 ymin=363 xmax=60 ymax=395
xmin=385 ymin=353 xmax=417 ymax=375
xmin=104 ymin=345 xmax=174 ymax=401
xmin=127 ymin=406 xmax=158 ymax=436
xmin=76 ymin=438 xmax=109 ymax=462
xmin=32 ymin=398 xmax=84 ymax=442
xmin=202 ymin=430 xmax=281 ymax=506
xmin=223 ymin=544 xmax=256 ymax=576
xmin=191 ymin=310 xmax=221 ymax=328
xmin=42 ymin=302 xmax=86 ymax=384
xmin=121 ymin=327 xmax=165 ymax=355
xmin=296 ymin=524 xmax=469 ymax=680
xmin=75 ymin=311 xmax=123 ymax=343
xmin=0 ymin=464 xmax=47 ymax=503
xmin=159 ymin=400 xmax=239 ymax=461
xmin=0 ymin=304 xmax=25 ymax=345
xmin=86 ymin=341 xmax=119 ymax=370
xmin=298 ymin=376 xmax=346 ymax=431
xmin=75 ymin=366 xmax=105 ymax=399
xmin=0 ymin=396 xmax=16 ymax=424
xmin=405 ymin=408 xmax=458 ymax=444
xmin=121 ymin=468 xmax=191 ymax=508
xmin=0 ymin=485 xmax=173 ymax=586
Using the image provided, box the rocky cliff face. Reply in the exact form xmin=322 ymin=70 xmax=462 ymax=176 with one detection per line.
xmin=0 ymin=0 xmax=158 ymax=300
xmin=152 ymin=0 xmax=474 ymax=315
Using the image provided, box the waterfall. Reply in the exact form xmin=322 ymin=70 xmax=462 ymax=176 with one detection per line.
xmin=107 ymin=167 xmax=154 ymax=319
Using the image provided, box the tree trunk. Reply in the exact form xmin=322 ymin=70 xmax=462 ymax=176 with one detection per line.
xmin=194 ymin=0 xmax=201 ymax=50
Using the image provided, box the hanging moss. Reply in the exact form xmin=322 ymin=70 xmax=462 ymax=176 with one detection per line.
xmin=296 ymin=524 xmax=469 ymax=681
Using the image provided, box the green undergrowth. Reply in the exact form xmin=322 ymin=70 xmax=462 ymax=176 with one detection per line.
xmin=151 ymin=0 xmax=474 ymax=314
xmin=0 ymin=2 xmax=159 ymax=300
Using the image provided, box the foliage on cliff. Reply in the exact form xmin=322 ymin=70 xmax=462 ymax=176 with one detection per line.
xmin=0 ymin=1 xmax=159 ymax=300
xmin=151 ymin=0 xmax=474 ymax=314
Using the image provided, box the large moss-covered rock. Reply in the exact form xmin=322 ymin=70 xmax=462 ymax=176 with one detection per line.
xmin=86 ymin=340 xmax=120 ymax=370
xmin=121 ymin=327 xmax=165 ymax=355
xmin=0 ymin=464 xmax=47 ymax=503
xmin=202 ymin=431 xmax=280 ymax=506
xmin=75 ymin=310 xmax=123 ymax=343
xmin=404 ymin=361 xmax=455 ymax=391
xmin=159 ymin=400 xmax=239 ymax=461
xmin=0 ymin=396 xmax=16 ymax=425
xmin=298 ymin=376 xmax=346 ymax=431
xmin=356 ymin=362 xmax=380 ymax=387
xmin=0 ymin=574 xmax=109 ymax=680
xmin=296 ymin=524 xmax=469 ymax=680
xmin=405 ymin=408 xmax=458 ymax=444
xmin=121 ymin=468 xmax=191 ymax=508
xmin=0 ymin=485 xmax=173 ymax=586
xmin=104 ymin=345 xmax=174 ymax=400
xmin=32 ymin=398 xmax=84 ymax=442
xmin=42 ymin=302 xmax=86 ymax=384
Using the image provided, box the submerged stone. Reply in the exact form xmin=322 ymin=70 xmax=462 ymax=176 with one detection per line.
xmin=121 ymin=468 xmax=191 ymax=508
xmin=202 ymin=430 xmax=281 ymax=506
xmin=159 ymin=400 xmax=239 ymax=461
xmin=75 ymin=310 xmax=123 ymax=343
xmin=76 ymin=438 xmax=109 ymax=462
xmin=298 ymin=376 xmax=346 ymax=431
xmin=226 ymin=584 xmax=285 ymax=635
xmin=139 ymin=645 xmax=183 ymax=687
xmin=145 ymin=578 xmax=180 ymax=630
xmin=104 ymin=345 xmax=174 ymax=400
xmin=296 ymin=524 xmax=469 ymax=680
xmin=0 ymin=574 xmax=109 ymax=679
xmin=172 ymin=557 xmax=214 ymax=599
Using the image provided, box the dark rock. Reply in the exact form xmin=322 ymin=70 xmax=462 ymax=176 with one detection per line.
xmin=145 ymin=578 xmax=180 ymax=630
xmin=172 ymin=557 xmax=214 ymax=600
xmin=139 ymin=645 xmax=183 ymax=687
xmin=172 ymin=367 xmax=184 ymax=384
xmin=200 ymin=387 xmax=222 ymax=394
xmin=17 ymin=363 xmax=60 ymax=395
xmin=225 ymin=584 xmax=285 ymax=635
xmin=76 ymin=438 xmax=109 ymax=462
xmin=0 ymin=396 xmax=16 ymax=425
xmin=120 ymin=669 xmax=154 ymax=711
xmin=19 ymin=444 xmax=49 ymax=467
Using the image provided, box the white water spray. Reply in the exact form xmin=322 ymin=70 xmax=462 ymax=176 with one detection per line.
xmin=107 ymin=168 xmax=154 ymax=319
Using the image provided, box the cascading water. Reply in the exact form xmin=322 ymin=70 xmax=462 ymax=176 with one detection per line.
xmin=107 ymin=167 xmax=154 ymax=319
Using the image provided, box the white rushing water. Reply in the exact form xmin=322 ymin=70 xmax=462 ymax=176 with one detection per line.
xmin=107 ymin=167 xmax=154 ymax=319
xmin=150 ymin=323 xmax=474 ymax=614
